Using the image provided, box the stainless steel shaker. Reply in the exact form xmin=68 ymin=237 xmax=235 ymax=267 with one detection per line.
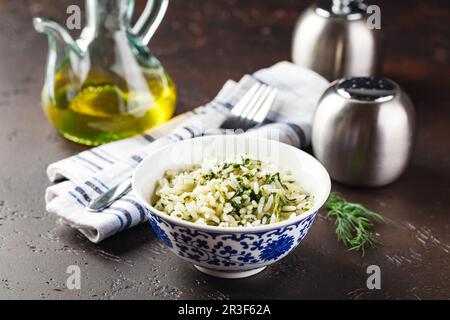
xmin=292 ymin=0 xmax=381 ymax=81
xmin=312 ymin=77 xmax=415 ymax=187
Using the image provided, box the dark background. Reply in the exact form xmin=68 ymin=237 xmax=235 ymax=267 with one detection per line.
xmin=0 ymin=0 xmax=449 ymax=299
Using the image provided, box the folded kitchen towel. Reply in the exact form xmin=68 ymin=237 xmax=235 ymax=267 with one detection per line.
xmin=45 ymin=61 xmax=329 ymax=243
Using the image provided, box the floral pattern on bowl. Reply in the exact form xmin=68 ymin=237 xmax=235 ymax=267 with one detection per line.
xmin=148 ymin=210 xmax=316 ymax=275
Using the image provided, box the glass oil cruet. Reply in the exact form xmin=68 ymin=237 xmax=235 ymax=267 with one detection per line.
xmin=33 ymin=0 xmax=176 ymax=145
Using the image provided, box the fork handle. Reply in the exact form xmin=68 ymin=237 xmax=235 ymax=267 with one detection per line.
xmin=87 ymin=177 xmax=132 ymax=212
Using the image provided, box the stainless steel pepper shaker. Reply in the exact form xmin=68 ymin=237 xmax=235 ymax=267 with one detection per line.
xmin=292 ymin=0 xmax=382 ymax=81
xmin=311 ymin=77 xmax=415 ymax=187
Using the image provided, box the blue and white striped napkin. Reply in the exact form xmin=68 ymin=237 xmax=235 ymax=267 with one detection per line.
xmin=45 ymin=61 xmax=329 ymax=243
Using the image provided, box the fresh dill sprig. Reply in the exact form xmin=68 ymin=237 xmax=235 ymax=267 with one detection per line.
xmin=323 ymin=192 xmax=387 ymax=256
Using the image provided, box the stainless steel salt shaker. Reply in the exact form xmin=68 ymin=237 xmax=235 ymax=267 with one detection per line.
xmin=311 ymin=77 xmax=415 ymax=187
xmin=292 ymin=0 xmax=382 ymax=81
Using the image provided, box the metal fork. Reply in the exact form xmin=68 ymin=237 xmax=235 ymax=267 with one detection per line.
xmin=87 ymin=83 xmax=277 ymax=212
xmin=219 ymin=83 xmax=277 ymax=130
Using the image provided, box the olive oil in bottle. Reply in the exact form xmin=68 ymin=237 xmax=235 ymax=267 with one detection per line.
xmin=34 ymin=0 xmax=176 ymax=146
xmin=43 ymin=68 xmax=176 ymax=146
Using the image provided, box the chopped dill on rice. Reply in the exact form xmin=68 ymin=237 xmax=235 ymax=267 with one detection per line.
xmin=152 ymin=155 xmax=313 ymax=227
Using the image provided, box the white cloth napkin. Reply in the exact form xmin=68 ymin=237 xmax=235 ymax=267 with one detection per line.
xmin=45 ymin=61 xmax=329 ymax=243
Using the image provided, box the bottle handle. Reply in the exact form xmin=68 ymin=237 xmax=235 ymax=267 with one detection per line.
xmin=130 ymin=0 xmax=169 ymax=46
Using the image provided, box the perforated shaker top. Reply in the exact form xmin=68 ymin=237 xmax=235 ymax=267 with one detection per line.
xmin=336 ymin=77 xmax=398 ymax=102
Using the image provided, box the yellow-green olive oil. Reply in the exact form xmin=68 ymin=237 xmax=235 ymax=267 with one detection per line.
xmin=43 ymin=68 xmax=176 ymax=146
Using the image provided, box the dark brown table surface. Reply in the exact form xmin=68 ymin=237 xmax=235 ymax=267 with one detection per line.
xmin=0 ymin=0 xmax=449 ymax=300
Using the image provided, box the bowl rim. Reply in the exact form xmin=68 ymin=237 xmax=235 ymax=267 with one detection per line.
xmin=132 ymin=135 xmax=331 ymax=233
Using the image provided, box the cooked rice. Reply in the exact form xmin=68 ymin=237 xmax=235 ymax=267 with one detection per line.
xmin=152 ymin=155 xmax=313 ymax=227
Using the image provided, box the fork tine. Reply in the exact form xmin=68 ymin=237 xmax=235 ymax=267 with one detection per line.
xmin=239 ymin=84 xmax=268 ymax=119
xmin=230 ymin=83 xmax=261 ymax=117
xmin=252 ymin=88 xmax=277 ymax=123
xmin=244 ymin=86 xmax=273 ymax=120
xmin=219 ymin=82 xmax=276 ymax=131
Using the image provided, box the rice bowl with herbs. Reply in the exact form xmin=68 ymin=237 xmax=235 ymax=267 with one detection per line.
xmin=152 ymin=155 xmax=314 ymax=227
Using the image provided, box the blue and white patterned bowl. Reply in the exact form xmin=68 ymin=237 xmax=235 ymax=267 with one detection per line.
xmin=132 ymin=135 xmax=330 ymax=279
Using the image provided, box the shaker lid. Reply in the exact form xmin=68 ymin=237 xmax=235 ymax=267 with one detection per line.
xmin=336 ymin=77 xmax=398 ymax=102
xmin=315 ymin=0 xmax=367 ymax=20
